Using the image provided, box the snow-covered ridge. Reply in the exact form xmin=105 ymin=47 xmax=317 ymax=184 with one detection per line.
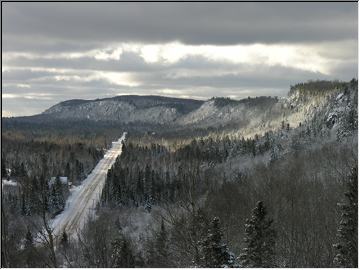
xmin=39 ymin=81 xmax=357 ymax=138
xmin=176 ymin=81 xmax=356 ymax=139
xmin=43 ymin=95 xmax=203 ymax=124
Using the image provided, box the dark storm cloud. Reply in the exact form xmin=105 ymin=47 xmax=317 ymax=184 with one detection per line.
xmin=3 ymin=2 xmax=357 ymax=52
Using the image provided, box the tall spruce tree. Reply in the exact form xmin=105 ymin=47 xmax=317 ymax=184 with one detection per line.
xmin=49 ymin=176 xmax=65 ymax=214
xmin=146 ymin=219 xmax=171 ymax=267
xmin=155 ymin=219 xmax=171 ymax=266
xmin=333 ymin=166 xmax=358 ymax=268
xmin=239 ymin=201 xmax=276 ymax=267
xmin=190 ymin=208 xmax=210 ymax=266
xmin=200 ymin=217 xmax=235 ymax=268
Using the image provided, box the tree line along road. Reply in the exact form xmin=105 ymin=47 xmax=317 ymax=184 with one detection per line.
xmin=50 ymin=132 xmax=127 ymax=240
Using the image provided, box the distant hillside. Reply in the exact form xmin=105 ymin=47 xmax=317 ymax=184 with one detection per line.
xmin=173 ymin=79 xmax=357 ymax=138
xmin=4 ymin=80 xmax=357 ymax=139
xmin=42 ymin=95 xmax=204 ymax=124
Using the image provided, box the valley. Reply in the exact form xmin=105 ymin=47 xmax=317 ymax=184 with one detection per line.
xmin=1 ymin=79 xmax=358 ymax=267
xmin=3 ymin=2 xmax=357 ymax=268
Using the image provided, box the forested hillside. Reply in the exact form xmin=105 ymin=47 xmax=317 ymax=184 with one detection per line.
xmin=1 ymin=79 xmax=358 ymax=267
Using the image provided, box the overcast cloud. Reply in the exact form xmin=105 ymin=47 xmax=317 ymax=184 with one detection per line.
xmin=2 ymin=2 xmax=358 ymax=116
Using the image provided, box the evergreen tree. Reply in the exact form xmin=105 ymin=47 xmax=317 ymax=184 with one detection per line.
xmin=111 ymin=236 xmax=136 ymax=267
xmin=239 ymin=201 xmax=276 ymax=267
xmin=154 ymin=219 xmax=171 ymax=267
xmin=24 ymin=229 xmax=34 ymax=249
xmin=65 ymin=163 xmax=71 ymax=179
xmin=49 ymin=176 xmax=65 ymax=214
xmin=21 ymin=193 xmax=28 ymax=216
xmin=136 ymin=170 xmax=144 ymax=203
xmin=146 ymin=219 xmax=172 ymax=267
xmin=29 ymin=177 xmax=41 ymax=214
xmin=333 ymin=166 xmax=358 ymax=268
xmin=200 ymin=217 xmax=235 ymax=268
xmin=120 ymin=239 xmax=135 ymax=267
xmin=19 ymin=163 xmax=26 ymax=177
xmin=144 ymin=164 xmax=152 ymax=199
xmin=350 ymin=78 xmax=357 ymax=90
xmin=347 ymin=105 xmax=357 ymax=131
xmin=1 ymin=155 xmax=7 ymax=178
xmin=190 ymin=208 xmax=210 ymax=266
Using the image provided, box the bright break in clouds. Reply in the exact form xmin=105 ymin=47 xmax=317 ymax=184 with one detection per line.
xmin=2 ymin=2 xmax=358 ymax=116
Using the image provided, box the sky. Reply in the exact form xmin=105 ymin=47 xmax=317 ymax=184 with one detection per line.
xmin=2 ymin=2 xmax=358 ymax=117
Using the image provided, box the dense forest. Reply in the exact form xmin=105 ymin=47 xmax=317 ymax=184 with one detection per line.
xmin=1 ymin=80 xmax=358 ymax=267
xmin=98 ymin=132 xmax=356 ymax=267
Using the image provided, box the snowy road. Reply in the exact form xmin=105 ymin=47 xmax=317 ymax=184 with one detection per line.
xmin=51 ymin=132 xmax=126 ymax=239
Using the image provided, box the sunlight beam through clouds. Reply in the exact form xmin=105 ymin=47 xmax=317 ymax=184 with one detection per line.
xmin=5 ymin=41 xmax=353 ymax=74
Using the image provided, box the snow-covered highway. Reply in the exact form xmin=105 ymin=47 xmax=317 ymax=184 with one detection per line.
xmin=51 ymin=132 xmax=126 ymax=240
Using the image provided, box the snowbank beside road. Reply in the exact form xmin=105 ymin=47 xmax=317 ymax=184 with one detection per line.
xmin=51 ymin=132 xmax=126 ymax=239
